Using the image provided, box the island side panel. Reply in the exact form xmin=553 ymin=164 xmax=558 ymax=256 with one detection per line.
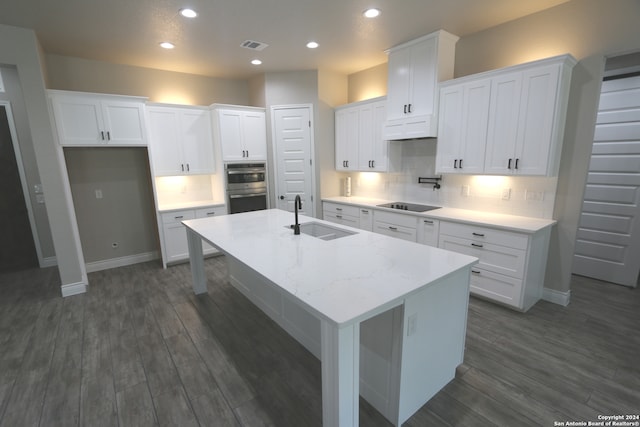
xmin=321 ymin=320 xmax=360 ymax=427
xmin=395 ymin=266 xmax=472 ymax=426
xmin=186 ymin=227 xmax=207 ymax=294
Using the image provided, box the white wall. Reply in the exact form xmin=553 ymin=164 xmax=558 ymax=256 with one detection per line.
xmin=0 ymin=25 xmax=86 ymax=294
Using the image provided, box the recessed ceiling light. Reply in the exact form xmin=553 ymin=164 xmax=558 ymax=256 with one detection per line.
xmin=363 ymin=8 xmax=381 ymax=18
xmin=180 ymin=8 xmax=197 ymax=18
xmin=306 ymin=41 xmax=319 ymax=49
xmin=160 ymin=42 xmax=175 ymax=49
xmin=251 ymin=59 xmax=262 ymax=65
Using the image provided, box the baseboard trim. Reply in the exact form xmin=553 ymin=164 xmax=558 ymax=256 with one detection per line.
xmin=61 ymin=281 xmax=87 ymax=297
xmin=85 ymin=251 xmax=160 ymax=273
xmin=542 ymin=287 xmax=571 ymax=306
xmin=40 ymin=256 xmax=57 ymax=268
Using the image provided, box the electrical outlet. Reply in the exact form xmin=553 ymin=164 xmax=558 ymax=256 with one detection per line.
xmin=461 ymin=185 xmax=470 ymax=197
xmin=502 ymin=188 xmax=511 ymax=200
xmin=34 ymin=184 xmax=43 ymax=194
xmin=95 ymin=189 xmax=103 ymax=199
xmin=525 ymin=190 xmax=544 ymax=201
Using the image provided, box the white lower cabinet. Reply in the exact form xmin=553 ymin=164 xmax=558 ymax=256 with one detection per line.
xmin=417 ymin=218 xmax=440 ymax=247
xmin=160 ymin=205 xmax=227 ymax=267
xmin=438 ymin=221 xmax=549 ymax=311
xmin=323 ymin=202 xmax=360 ymax=228
xmin=373 ymin=210 xmax=418 ymax=242
xmin=359 ymin=207 xmax=374 ymax=232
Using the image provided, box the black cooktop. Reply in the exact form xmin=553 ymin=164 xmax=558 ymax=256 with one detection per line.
xmin=377 ymin=202 xmax=441 ymax=212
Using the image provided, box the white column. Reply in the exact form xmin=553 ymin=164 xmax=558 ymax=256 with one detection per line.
xmin=321 ymin=320 xmax=360 ymax=427
xmin=186 ymin=227 xmax=207 ymax=294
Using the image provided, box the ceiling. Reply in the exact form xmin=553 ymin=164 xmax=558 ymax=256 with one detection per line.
xmin=1 ymin=0 xmax=570 ymax=79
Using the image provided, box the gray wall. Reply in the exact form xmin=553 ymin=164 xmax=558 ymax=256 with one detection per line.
xmin=64 ymin=148 xmax=158 ymax=263
xmin=0 ymin=66 xmax=56 ymax=261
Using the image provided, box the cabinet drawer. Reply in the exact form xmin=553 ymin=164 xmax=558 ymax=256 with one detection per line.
xmin=417 ymin=218 xmax=440 ymax=247
xmin=161 ymin=210 xmax=195 ymax=225
xmin=323 ymin=202 xmax=360 ymax=217
xmin=469 ymin=268 xmax=522 ymax=308
xmin=374 ymin=210 xmax=419 ymax=229
xmin=323 ymin=211 xmax=359 ymax=228
xmin=374 ymin=221 xmax=417 ymax=242
xmin=195 ymin=206 xmax=227 ymax=218
xmin=440 ymin=221 xmax=528 ymax=250
xmin=439 ymin=235 xmax=526 ymax=279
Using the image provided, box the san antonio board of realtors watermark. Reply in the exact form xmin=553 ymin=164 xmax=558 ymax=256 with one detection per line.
xmin=554 ymin=414 xmax=640 ymax=426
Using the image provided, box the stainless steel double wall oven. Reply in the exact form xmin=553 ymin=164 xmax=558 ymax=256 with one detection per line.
xmin=225 ymin=163 xmax=268 ymax=214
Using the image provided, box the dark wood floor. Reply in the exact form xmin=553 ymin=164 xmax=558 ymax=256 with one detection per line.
xmin=1 ymin=257 xmax=638 ymax=427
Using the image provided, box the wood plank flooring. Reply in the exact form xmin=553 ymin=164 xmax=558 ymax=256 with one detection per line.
xmin=1 ymin=257 xmax=638 ymax=426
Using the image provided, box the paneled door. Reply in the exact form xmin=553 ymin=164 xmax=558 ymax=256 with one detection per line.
xmin=573 ymin=74 xmax=640 ymax=287
xmin=271 ymin=105 xmax=315 ymax=217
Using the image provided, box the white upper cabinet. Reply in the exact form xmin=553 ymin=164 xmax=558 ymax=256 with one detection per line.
xmin=147 ymin=105 xmax=215 ymax=176
xmin=437 ymin=54 xmax=576 ymax=176
xmin=49 ymin=90 xmax=148 ymax=146
xmin=383 ymin=30 xmax=458 ymax=140
xmin=436 ymin=78 xmax=491 ymax=174
xmin=212 ymin=105 xmax=267 ymax=162
xmin=335 ymin=97 xmax=389 ymax=172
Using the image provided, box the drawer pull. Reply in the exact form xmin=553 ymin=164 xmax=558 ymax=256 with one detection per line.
xmin=388 ymin=226 xmax=398 ymax=231
xmin=361 ymin=209 xmax=369 ymax=213
xmin=423 ymin=220 xmax=434 ymax=224
xmin=471 ymin=243 xmax=484 ymax=248
xmin=472 ymin=232 xmax=485 ymax=237
xmin=174 ymin=215 xmax=184 ymax=219
xmin=471 ymin=269 xmax=481 ymax=275
xmin=336 ymin=214 xmax=342 ymax=219
xmin=336 ymin=207 xmax=342 ymax=211
xmin=206 ymin=212 xmax=215 ymax=216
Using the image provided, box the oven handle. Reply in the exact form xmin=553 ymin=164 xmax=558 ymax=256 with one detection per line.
xmin=229 ymin=193 xmax=267 ymax=199
xmin=226 ymin=169 xmax=265 ymax=175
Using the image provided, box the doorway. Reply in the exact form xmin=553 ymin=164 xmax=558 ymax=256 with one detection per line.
xmin=0 ymin=104 xmax=39 ymax=273
xmin=271 ymin=105 xmax=316 ymax=217
xmin=573 ymin=54 xmax=640 ymax=288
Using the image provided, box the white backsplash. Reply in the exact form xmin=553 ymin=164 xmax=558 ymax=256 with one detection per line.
xmin=155 ymin=174 xmax=225 ymax=207
xmin=345 ymin=139 xmax=557 ymax=219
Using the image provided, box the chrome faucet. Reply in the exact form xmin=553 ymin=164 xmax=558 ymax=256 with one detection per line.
xmin=294 ymin=195 xmax=302 ymax=235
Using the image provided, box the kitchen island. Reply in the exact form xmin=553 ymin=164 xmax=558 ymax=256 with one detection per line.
xmin=183 ymin=209 xmax=477 ymax=427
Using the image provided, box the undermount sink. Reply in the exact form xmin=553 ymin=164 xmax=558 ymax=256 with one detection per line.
xmin=286 ymin=222 xmax=357 ymax=241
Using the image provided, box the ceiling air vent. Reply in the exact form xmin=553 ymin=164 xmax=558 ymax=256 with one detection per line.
xmin=241 ymin=40 xmax=269 ymax=51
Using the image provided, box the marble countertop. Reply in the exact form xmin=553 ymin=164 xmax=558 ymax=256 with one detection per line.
xmin=183 ymin=209 xmax=477 ymax=326
xmin=323 ymin=196 xmax=556 ymax=233
xmin=158 ymin=200 xmax=226 ymax=212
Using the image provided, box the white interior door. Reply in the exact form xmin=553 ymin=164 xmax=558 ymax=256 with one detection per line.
xmin=271 ymin=106 xmax=314 ymax=216
xmin=573 ymin=74 xmax=640 ymax=287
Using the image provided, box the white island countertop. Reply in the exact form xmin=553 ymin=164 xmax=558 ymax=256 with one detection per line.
xmin=183 ymin=208 xmax=477 ymax=326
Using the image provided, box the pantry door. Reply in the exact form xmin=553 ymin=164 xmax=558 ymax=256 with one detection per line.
xmin=271 ymin=105 xmax=316 ymax=217
xmin=573 ymin=74 xmax=640 ymax=287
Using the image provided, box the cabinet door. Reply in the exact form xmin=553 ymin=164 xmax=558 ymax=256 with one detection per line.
xmin=514 ymin=64 xmax=561 ymax=175
xmin=164 ymin=223 xmax=190 ymax=263
xmin=417 ymin=218 xmax=439 ymax=247
xmin=407 ymin=37 xmax=437 ymax=117
xmin=370 ymin=101 xmax=388 ymax=171
xmin=484 ymin=72 xmax=522 ymax=174
xmin=436 ymin=85 xmax=463 ymax=173
xmin=458 ymin=79 xmax=491 ymax=174
xmin=335 ymin=107 xmax=358 ymax=170
xmin=51 ymin=95 xmax=104 ymax=145
xmin=102 ymin=100 xmax=147 ymax=145
xmin=217 ymin=110 xmax=245 ymax=161
xmin=147 ymin=108 xmax=183 ymax=176
xmin=358 ymin=103 xmax=374 ymax=170
xmin=359 ymin=208 xmax=374 ymax=231
xmin=195 ymin=206 xmax=226 ymax=255
xmin=180 ymin=109 xmax=215 ymax=174
xmin=242 ymin=111 xmax=267 ymax=160
xmin=386 ymin=46 xmax=412 ymax=121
